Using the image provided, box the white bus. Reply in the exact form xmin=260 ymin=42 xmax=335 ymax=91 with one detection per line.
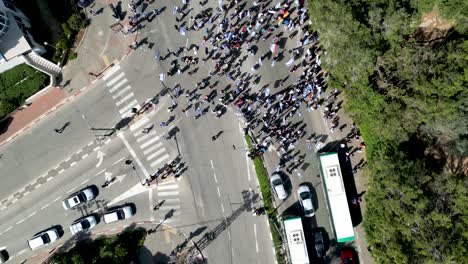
xmin=319 ymin=152 xmax=355 ymax=243
xmin=283 ymin=217 xmax=310 ymax=264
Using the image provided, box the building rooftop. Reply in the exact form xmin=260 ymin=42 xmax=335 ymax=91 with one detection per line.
xmin=0 ymin=12 xmax=31 ymax=62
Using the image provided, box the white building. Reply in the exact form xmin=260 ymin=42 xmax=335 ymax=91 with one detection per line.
xmin=0 ymin=0 xmax=61 ymax=83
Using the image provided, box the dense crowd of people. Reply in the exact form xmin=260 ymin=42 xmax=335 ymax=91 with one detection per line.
xmin=122 ymin=0 xmax=365 ymax=181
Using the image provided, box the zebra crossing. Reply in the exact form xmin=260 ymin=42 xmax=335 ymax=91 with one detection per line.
xmin=103 ymin=65 xmax=181 ymax=218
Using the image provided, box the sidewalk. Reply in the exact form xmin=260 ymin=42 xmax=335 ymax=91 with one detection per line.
xmin=0 ymin=0 xmax=136 ymax=148
xmin=60 ymin=0 xmax=137 ymax=93
xmin=0 ymin=87 xmax=66 ymax=147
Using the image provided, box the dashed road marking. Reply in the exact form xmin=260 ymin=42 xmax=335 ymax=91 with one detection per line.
xmin=67 ymin=187 xmax=77 ymax=194
xmin=47 ymin=177 xmax=54 ymax=181
xmin=82 ymin=154 xmax=89 ymax=159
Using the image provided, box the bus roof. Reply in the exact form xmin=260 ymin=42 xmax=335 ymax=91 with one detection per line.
xmin=284 ymin=217 xmax=310 ymax=264
xmin=319 ymin=153 xmax=355 ymax=243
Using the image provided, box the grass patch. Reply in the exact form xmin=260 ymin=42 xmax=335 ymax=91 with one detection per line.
xmin=51 ymin=229 xmax=146 ymax=263
xmin=245 ymin=134 xmax=286 ymax=264
xmin=0 ymin=64 xmax=49 ymax=119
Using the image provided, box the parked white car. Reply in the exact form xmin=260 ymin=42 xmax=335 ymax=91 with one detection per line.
xmin=297 ymin=184 xmax=315 ymax=217
xmin=62 ymin=187 xmax=96 ymax=210
xmin=70 ymin=215 xmax=98 ymax=235
xmin=103 ymin=205 xmax=134 ymax=224
xmin=270 ymin=173 xmax=288 ymax=200
xmin=28 ymin=228 xmax=59 ymax=250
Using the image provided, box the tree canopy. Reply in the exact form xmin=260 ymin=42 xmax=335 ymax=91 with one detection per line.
xmin=307 ymin=0 xmax=467 ymax=263
xmin=51 ymin=229 xmax=146 ymax=264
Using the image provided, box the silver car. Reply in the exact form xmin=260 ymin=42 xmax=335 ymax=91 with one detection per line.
xmin=270 ymin=174 xmax=288 ymax=200
xmin=70 ymin=215 xmax=98 ymax=235
xmin=297 ymin=184 xmax=315 ymax=217
xmin=62 ymin=187 xmax=95 ymax=210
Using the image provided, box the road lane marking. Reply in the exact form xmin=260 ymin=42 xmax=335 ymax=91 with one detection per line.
xmin=67 ymin=187 xmax=77 ymax=194
xmin=88 ymin=141 xmax=94 ymax=146
xmin=80 ymin=179 xmax=89 ymax=185
xmin=35 ymin=183 xmax=42 ymax=189
xmin=27 ymin=212 xmax=36 ymax=218
xmin=93 ymin=146 xmax=100 ymax=151
xmin=245 ymin=153 xmax=251 ymax=182
xmin=118 ymin=132 xmax=150 ymax=178
xmin=11 ymin=198 xmax=18 ymax=204
xmin=58 ymin=169 xmax=65 ymax=174
xmin=41 ymin=203 xmax=51 ymax=210
xmin=217 ymin=187 xmax=221 ymax=197
xmin=82 ymin=154 xmax=89 ymax=159
xmin=96 ymin=169 xmax=106 ymax=176
xmin=254 ymin=224 xmax=259 ymax=253
xmin=213 ymin=173 xmax=218 ymax=183
xmin=47 ymin=177 xmax=53 ymax=181
xmin=112 ymin=157 xmax=125 ymax=165
xmin=16 ymin=249 xmax=27 ymax=256
xmin=220 ymin=203 xmax=225 ymax=213
xmin=149 ymin=188 xmax=154 ymax=221
xmin=23 ymin=191 xmax=30 ymax=196
xmin=70 ymin=161 xmax=77 ymax=167
xmin=3 ymin=226 xmax=12 ymax=233
xmin=16 ymin=218 xmax=26 ymax=225
xmin=52 ymin=196 xmax=62 ymax=203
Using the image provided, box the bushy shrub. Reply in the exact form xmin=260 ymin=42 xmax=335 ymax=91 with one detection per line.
xmin=61 ymin=23 xmax=73 ymax=38
xmin=67 ymin=14 xmax=85 ymax=31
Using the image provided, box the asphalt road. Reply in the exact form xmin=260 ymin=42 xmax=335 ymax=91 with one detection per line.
xmin=0 ymin=0 xmax=353 ymax=263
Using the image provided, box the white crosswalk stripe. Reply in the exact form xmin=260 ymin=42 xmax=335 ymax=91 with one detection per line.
xmin=150 ymin=154 xmax=170 ymax=167
xmin=102 ymin=64 xmax=121 ymax=80
xmin=136 ymin=130 xmax=157 ymax=142
xmin=159 ymin=205 xmax=181 ymax=210
xmin=146 ymin=148 xmax=166 ymax=161
xmin=143 ymin=142 xmax=163 ymax=155
xmin=130 ymin=117 xmax=150 ymax=131
xmin=119 ymin=100 xmax=139 ymax=115
xmin=157 ymin=184 xmax=179 ymax=191
xmin=140 ymin=135 xmax=161 ymax=149
xmin=158 ymin=191 xmax=179 ymax=196
xmin=115 ymin=92 xmax=134 ymax=106
xmin=109 ymin=78 xmax=128 ymax=93
xmin=106 ymin=72 xmax=125 ymax=86
xmin=112 ymin=85 xmax=132 ymax=99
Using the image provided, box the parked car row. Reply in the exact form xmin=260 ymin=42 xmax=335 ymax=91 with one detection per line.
xmin=27 ymin=186 xmax=135 ymax=250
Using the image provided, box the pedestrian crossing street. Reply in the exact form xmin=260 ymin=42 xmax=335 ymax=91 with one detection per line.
xmin=103 ymin=65 xmax=181 ymax=219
